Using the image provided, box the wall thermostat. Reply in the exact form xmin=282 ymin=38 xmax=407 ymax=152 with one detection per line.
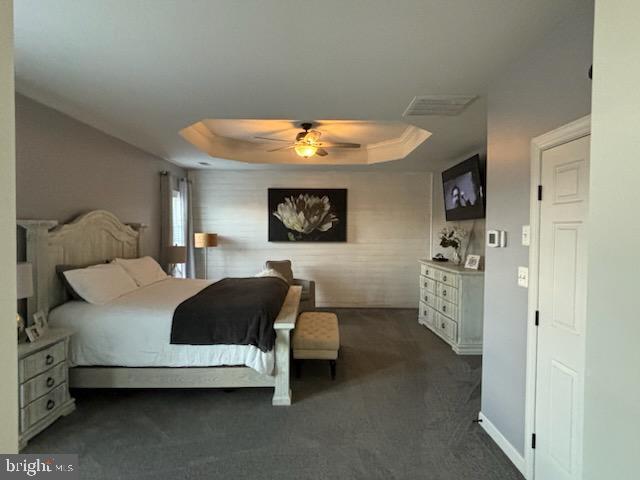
xmin=487 ymin=230 xmax=507 ymax=248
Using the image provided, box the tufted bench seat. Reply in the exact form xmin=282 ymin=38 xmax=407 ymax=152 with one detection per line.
xmin=292 ymin=312 xmax=340 ymax=380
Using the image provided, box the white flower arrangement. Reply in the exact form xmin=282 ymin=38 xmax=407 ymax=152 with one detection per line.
xmin=439 ymin=226 xmax=468 ymax=263
xmin=439 ymin=226 xmax=467 ymax=250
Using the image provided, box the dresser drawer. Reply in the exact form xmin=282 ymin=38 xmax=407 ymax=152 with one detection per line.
xmin=20 ymin=362 xmax=66 ymax=406
xmin=436 ymin=313 xmax=458 ymax=342
xmin=419 ymin=275 xmax=437 ymax=293
xmin=437 ymin=297 xmax=458 ymax=321
xmin=419 ymin=302 xmax=437 ymax=328
xmin=436 ymin=283 xmax=458 ymax=303
xmin=419 ymin=263 xmax=438 ymax=280
xmin=20 ymin=383 xmax=68 ymax=433
xmin=419 ymin=288 xmax=437 ymax=308
xmin=437 ymin=270 xmax=459 ymax=288
xmin=19 ymin=340 xmax=66 ymax=383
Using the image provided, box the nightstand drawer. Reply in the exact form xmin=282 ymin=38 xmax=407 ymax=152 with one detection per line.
xmin=437 ymin=270 xmax=459 ymax=288
xmin=20 ymin=362 xmax=66 ymax=406
xmin=419 ymin=288 xmax=437 ymax=308
xmin=419 ymin=275 xmax=437 ymax=293
xmin=20 ymin=383 xmax=68 ymax=433
xmin=420 ymin=263 xmax=438 ymax=280
xmin=437 ymin=297 xmax=458 ymax=321
xmin=19 ymin=340 xmax=66 ymax=383
xmin=436 ymin=283 xmax=458 ymax=303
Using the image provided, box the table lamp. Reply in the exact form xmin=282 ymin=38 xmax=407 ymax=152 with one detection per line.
xmin=194 ymin=232 xmax=218 ymax=279
xmin=16 ymin=262 xmax=33 ymax=341
xmin=165 ymin=245 xmax=187 ymax=277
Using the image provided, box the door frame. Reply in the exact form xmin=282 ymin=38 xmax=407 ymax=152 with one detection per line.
xmin=524 ymin=115 xmax=591 ymax=479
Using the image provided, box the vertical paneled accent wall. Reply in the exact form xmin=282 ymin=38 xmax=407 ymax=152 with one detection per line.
xmin=191 ymin=170 xmax=432 ymax=308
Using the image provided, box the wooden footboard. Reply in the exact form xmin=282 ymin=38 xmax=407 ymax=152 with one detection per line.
xmin=271 ymin=285 xmax=301 ymax=405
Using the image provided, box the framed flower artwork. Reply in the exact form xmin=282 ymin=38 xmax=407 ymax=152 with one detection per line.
xmin=268 ymin=188 xmax=347 ymax=242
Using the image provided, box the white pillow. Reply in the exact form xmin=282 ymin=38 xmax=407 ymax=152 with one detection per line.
xmin=113 ymin=256 xmax=168 ymax=287
xmin=63 ymin=264 xmax=138 ymax=305
xmin=255 ymin=268 xmax=289 ymax=284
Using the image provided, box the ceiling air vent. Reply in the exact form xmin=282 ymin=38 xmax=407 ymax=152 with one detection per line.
xmin=403 ymin=95 xmax=477 ymax=116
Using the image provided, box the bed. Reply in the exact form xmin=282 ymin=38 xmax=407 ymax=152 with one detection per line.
xmin=18 ymin=210 xmax=300 ymax=406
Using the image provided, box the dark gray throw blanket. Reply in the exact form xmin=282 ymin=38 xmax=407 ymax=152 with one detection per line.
xmin=170 ymin=277 xmax=289 ymax=352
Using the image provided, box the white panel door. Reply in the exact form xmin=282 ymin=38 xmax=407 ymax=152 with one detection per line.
xmin=535 ymin=135 xmax=590 ymax=479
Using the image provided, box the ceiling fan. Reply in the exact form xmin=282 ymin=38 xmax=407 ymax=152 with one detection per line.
xmin=254 ymin=122 xmax=361 ymax=158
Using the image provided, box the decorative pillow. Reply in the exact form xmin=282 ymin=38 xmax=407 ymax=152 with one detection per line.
xmin=264 ymin=260 xmax=293 ymax=284
xmin=113 ymin=256 xmax=167 ymax=287
xmin=56 ymin=262 xmax=108 ymax=300
xmin=255 ymin=268 xmax=289 ymax=284
xmin=62 ymin=263 xmax=138 ymax=305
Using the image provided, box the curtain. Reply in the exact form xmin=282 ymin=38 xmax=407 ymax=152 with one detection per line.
xmin=159 ymin=172 xmax=174 ymax=273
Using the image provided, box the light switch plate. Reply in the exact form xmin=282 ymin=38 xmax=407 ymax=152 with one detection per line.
xmin=522 ymin=225 xmax=531 ymax=246
xmin=518 ymin=266 xmax=529 ymax=288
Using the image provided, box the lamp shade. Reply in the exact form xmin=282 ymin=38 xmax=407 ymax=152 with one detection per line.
xmin=16 ymin=263 xmax=34 ymax=300
xmin=194 ymin=232 xmax=218 ymax=248
xmin=165 ymin=246 xmax=187 ymax=264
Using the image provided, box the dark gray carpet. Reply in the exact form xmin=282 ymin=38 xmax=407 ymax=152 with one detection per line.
xmin=25 ymin=309 xmax=523 ymax=480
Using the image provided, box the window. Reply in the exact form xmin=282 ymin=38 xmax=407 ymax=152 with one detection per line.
xmin=171 ymin=189 xmax=186 ymax=277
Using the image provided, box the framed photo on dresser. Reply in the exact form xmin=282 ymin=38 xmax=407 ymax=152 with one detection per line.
xmin=464 ymin=254 xmax=481 ymax=270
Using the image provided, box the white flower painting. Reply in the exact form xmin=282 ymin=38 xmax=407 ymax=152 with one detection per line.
xmin=269 ymin=189 xmax=347 ymax=242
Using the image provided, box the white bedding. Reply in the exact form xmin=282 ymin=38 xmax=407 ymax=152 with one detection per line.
xmin=48 ymin=277 xmax=275 ymax=375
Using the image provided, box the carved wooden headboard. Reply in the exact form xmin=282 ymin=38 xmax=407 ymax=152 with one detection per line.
xmin=18 ymin=210 xmax=147 ymax=317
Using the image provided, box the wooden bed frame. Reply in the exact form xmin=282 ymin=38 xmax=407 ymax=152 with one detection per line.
xmin=17 ymin=210 xmax=300 ymax=406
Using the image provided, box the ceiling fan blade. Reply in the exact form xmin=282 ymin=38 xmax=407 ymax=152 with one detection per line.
xmin=254 ymin=136 xmax=291 ymax=143
xmin=316 ymin=148 xmax=329 ymax=157
xmin=267 ymin=145 xmax=296 ymax=152
xmin=320 ymin=142 xmax=361 ymax=149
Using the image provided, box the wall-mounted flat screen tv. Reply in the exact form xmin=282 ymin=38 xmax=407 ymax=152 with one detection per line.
xmin=442 ymin=154 xmax=485 ymax=221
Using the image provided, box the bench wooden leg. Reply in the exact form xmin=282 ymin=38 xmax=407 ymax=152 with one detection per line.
xmin=329 ymin=360 xmax=336 ymax=380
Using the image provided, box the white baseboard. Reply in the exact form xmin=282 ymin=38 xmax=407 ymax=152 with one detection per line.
xmin=478 ymin=412 xmax=526 ymax=477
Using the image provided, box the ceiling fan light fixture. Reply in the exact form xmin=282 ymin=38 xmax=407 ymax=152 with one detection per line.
xmin=294 ymin=143 xmax=318 ymax=158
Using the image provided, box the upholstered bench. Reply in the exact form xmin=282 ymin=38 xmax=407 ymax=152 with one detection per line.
xmin=292 ymin=312 xmax=340 ymax=380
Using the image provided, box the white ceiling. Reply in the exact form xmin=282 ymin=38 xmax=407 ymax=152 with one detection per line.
xmin=181 ymin=119 xmax=431 ymax=165
xmin=14 ymin=0 xmax=585 ymax=171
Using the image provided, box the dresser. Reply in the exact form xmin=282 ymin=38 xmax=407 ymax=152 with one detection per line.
xmin=18 ymin=328 xmax=76 ymax=449
xmin=418 ymin=260 xmax=484 ymax=354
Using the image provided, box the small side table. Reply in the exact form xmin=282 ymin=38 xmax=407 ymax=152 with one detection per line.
xmin=18 ymin=328 xmax=76 ymax=450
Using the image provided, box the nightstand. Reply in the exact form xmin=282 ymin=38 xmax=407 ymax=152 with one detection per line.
xmin=18 ymin=328 xmax=76 ymax=449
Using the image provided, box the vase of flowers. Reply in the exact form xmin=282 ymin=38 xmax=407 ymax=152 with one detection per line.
xmin=439 ymin=226 xmax=467 ymax=264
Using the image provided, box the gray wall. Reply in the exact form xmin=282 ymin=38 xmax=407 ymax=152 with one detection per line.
xmin=481 ymin=3 xmax=594 ymax=455
xmin=15 ymin=94 xmax=185 ymax=259
xmin=0 ymin=0 xmax=19 ymax=454
xmin=584 ymin=2 xmax=640 ymax=478
xmin=191 ymin=170 xmax=432 ymax=307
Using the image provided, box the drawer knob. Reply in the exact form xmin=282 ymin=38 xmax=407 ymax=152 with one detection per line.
xmin=443 ymin=305 xmax=447 ymax=312
xmin=424 ymin=296 xmax=428 ymax=302
xmin=46 ymin=399 xmax=55 ymax=411
xmin=46 ymin=377 xmax=55 ymax=388
xmin=45 ymin=354 xmax=54 ymax=365
xmin=424 ymin=282 xmax=427 ymax=287
xmin=441 ymin=322 xmax=446 ymax=329
xmin=443 ymin=290 xmax=447 ymax=296
xmin=443 ymin=275 xmax=447 ymax=282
